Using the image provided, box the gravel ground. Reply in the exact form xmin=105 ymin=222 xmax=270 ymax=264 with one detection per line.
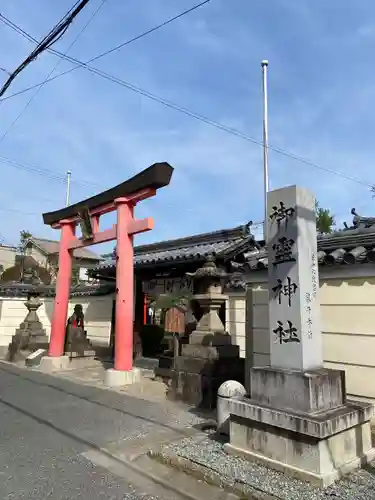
xmin=160 ymin=435 xmax=375 ymax=500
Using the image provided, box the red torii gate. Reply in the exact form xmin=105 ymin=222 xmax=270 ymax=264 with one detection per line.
xmin=42 ymin=162 xmax=173 ymax=380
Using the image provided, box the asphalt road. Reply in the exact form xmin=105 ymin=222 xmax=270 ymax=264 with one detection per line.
xmin=0 ymin=362 xmax=199 ymax=500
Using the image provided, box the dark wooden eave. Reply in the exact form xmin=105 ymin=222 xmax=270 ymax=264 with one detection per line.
xmin=43 ymin=162 xmax=174 ymax=226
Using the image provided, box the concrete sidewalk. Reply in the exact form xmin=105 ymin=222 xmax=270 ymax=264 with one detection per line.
xmin=0 ymin=361 xmax=225 ymax=499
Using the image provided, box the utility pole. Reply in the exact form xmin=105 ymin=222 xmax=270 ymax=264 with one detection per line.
xmin=65 ymin=170 xmax=71 ymax=207
xmin=261 ymin=60 xmax=269 ymax=242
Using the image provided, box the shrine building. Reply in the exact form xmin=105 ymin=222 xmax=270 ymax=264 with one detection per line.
xmin=89 ymin=222 xmax=257 ymax=356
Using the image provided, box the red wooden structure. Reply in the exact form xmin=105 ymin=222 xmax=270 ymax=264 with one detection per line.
xmin=42 ymin=162 xmax=173 ymax=372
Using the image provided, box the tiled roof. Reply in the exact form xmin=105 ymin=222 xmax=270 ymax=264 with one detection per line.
xmin=30 ymin=237 xmax=102 ymax=261
xmin=94 ymin=223 xmax=255 ymax=272
xmin=243 ymin=218 xmax=375 ymax=271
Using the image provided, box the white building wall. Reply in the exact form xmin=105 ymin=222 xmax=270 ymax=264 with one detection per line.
xmin=244 ymin=272 xmax=375 ymax=405
xmin=0 ymin=246 xmax=17 ymax=271
xmin=0 ymin=294 xmax=114 ymax=349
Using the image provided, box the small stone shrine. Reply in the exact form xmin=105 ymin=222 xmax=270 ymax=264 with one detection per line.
xmin=168 ymin=256 xmax=243 ymax=408
xmin=65 ymin=304 xmax=95 ymax=358
xmin=7 ymin=295 xmax=49 ymax=362
xmin=223 ymin=185 xmax=375 ymax=486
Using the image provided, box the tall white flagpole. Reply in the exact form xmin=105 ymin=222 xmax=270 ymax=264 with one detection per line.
xmin=65 ymin=170 xmax=72 ymax=207
xmin=261 ymin=60 xmax=269 ymax=242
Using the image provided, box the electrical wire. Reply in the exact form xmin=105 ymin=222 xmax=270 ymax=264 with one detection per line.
xmin=0 ymin=9 xmax=373 ymax=189
xmin=0 ymin=0 xmax=91 ymax=97
xmin=0 ymin=0 xmax=107 ymax=144
xmin=0 ymin=0 xmax=213 ymax=102
xmin=0 ymin=155 xmax=100 ymax=190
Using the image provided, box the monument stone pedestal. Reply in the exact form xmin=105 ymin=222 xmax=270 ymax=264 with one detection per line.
xmin=168 ymin=258 xmax=243 ymax=409
xmin=225 ymin=367 xmax=375 ymax=486
xmin=224 ymin=185 xmax=375 ymax=486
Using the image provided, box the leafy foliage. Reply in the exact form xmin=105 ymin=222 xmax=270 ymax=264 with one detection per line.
xmin=19 ymin=230 xmax=32 ymax=252
xmin=315 ymin=201 xmax=335 ymax=234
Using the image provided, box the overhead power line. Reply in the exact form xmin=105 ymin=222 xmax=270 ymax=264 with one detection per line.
xmin=0 ymin=0 xmax=213 ymax=102
xmin=1 ymin=3 xmax=373 ymax=189
xmin=0 ymin=7 xmax=373 ymax=188
xmin=0 ymin=0 xmax=107 ymax=144
xmin=0 ymin=154 xmax=99 ymax=189
xmin=0 ymin=0 xmax=91 ymax=97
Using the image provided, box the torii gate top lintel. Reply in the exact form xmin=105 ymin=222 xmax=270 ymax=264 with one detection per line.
xmin=42 ymin=162 xmax=173 ymax=227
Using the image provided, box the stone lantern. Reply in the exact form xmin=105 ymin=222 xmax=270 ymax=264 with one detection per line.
xmin=186 ymin=255 xmax=230 ymax=344
xmin=168 ymin=255 xmax=243 ymax=408
xmin=7 ymin=294 xmax=49 ymax=362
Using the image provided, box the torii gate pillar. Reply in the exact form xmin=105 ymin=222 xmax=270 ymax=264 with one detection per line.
xmin=40 ymin=163 xmax=173 ymax=384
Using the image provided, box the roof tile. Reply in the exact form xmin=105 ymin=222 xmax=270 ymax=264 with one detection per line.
xmin=31 ymin=237 xmax=102 ymax=261
xmin=94 ymin=223 xmax=255 ymax=272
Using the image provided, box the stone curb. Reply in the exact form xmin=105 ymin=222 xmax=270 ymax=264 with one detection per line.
xmin=93 ymin=444 xmax=219 ymax=500
xmin=148 ymin=449 xmax=277 ymax=500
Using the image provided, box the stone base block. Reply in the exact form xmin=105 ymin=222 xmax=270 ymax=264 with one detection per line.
xmin=39 ymin=355 xmax=70 ymax=372
xmin=181 ymin=344 xmax=239 ymax=360
xmin=25 ymin=349 xmax=47 ymax=367
xmin=226 ymin=397 xmax=375 ymax=487
xmin=154 ymin=366 xmax=173 ymax=380
xmin=69 ymin=349 xmax=96 ymax=359
xmin=250 ymin=366 xmax=345 ymax=413
xmin=27 ymin=343 xmax=50 ymax=354
xmin=168 ymin=362 xmax=245 ymax=408
xmin=189 ymin=330 xmax=233 ymax=346
xmin=104 ymin=367 xmax=141 ymax=387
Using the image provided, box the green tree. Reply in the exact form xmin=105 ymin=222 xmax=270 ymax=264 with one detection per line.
xmin=19 ymin=230 xmax=32 ymax=253
xmin=315 ymin=201 xmax=335 ymax=234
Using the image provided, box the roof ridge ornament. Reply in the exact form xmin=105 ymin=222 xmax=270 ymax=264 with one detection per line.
xmin=349 ymin=208 xmax=375 ymax=230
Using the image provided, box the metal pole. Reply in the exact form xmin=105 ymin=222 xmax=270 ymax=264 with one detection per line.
xmin=261 ymin=60 xmax=269 ymax=242
xmin=65 ymin=170 xmax=71 ymax=207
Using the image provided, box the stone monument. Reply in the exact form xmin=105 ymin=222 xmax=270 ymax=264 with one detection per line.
xmin=7 ymin=295 xmax=49 ymax=362
xmin=168 ymin=256 xmax=243 ymax=408
xmin=223 ymin=185 xmax=375 ymax=486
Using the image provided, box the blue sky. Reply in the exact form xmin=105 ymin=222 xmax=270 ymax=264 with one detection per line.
xmin=1 ymin=0 xmax=375 ymax=255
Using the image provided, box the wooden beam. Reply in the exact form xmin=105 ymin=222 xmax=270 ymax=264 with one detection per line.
xmin=51 ymin=189 xmax=157 ymax=229
xmin=43 ymin=162 xmax=173 ymax=226
xmin=67 ymin=217 xmax=154 ymax=250
xmin=128 ymin=217 xmax=154 ymax=235
xmin=68 ymin=225 xmax=117 ymax=250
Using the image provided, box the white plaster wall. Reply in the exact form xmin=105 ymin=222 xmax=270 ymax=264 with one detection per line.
xmin=226 ymin=286 xmax=265 ymax=360
xmin=28 ymin=246 xmax=48 ymax=267
xmin=245 ymin=276 xmax=375 ymax=404
xmin=0 ymin=246 xmax=17 ymax=271
xmin=68 ymin=295 xmax=114 ymax=346
xmin=0 ymin=294 xmax=114 ymax=348
xmin=226 ymin=292 xmax=246 ymax=358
